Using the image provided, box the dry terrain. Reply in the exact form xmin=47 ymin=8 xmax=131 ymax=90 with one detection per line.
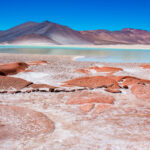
xmin=0 ymin=53 xmax=150 ymax=150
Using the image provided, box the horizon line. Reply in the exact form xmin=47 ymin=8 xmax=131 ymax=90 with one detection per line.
xmin=0 ymin=20 xmax=150 ymax=32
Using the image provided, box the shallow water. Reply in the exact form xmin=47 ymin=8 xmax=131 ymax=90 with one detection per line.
xmin=0 ymin=46 xmax=150 ymax=63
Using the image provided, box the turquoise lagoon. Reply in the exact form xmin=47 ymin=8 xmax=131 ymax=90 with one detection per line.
xmin=0 ymin=45 xmax=150 ymax=63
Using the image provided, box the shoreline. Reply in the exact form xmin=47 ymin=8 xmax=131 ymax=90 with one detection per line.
xmin=1 ymin=44 xmax=150 ymax=50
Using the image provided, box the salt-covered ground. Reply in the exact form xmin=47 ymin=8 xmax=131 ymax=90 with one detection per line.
xmin=0 ymin=53 xmax=150 ymax=150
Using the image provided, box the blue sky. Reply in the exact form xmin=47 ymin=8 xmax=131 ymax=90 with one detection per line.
xmin=0 ymin=0 xmax=150 ymax=31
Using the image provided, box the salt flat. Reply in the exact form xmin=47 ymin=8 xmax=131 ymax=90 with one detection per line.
xmin=0 ymin=53 xmax=150 ymax=150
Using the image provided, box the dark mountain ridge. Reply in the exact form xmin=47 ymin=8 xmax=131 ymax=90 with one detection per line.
xmin=0 ymin=21 xmax=150 ymax=45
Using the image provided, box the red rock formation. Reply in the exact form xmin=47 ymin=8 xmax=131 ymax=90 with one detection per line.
xmin=122 ymin=76 xmax=141 ymax=87
xmin=140 ymin=64 xmax=150 ymax=69
xmin=0 ymin=105 xmax=54 ymax=140
xmin=64 ymin=76 xmax=121 ymax=93
xmin=108 ymin=75 xmax=147 ymax=87
xmin=131 ymin=83 xmax=150 ymax=100
xmin=28 ymin=83 xmax=56 ymax=89
xmin=66 ymin=91 xmax=115 ymax=104
xmin=64 ymin=74 xmax=150 ymax=94
xmin=109 ymin=76 xmax=126 ymax=82
xmin=0 ymin=62 xmax=29 ymax=76
xmin=117 ymin=76 xmax=150 ymax=88
xmin=0 ymin=76 xmax=32 ymax=92
xmin=105 ymin=88 xmax=121 ymax=93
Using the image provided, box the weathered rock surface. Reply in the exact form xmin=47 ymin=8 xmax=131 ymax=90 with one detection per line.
xmin=0 ymin=105 xmax=55 ymax=140
xmin=64 ymin=76 xmax=121 ymax=93
xmin=0 ymin=76 xmax=32 ymax=92
xmin=66 ymin=91 xmax=115 ymax=105
xmin=0 ymin=62 xmax=29 ymax=75
xmin=66 ymin=91 xmax=115 ymax=113
xmin=131 ymin=83 xmax=150 ymax=100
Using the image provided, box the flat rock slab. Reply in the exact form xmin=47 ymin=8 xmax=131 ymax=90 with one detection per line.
xmin=0 ymin=104 xmax=55 ymax=140
xmin=64 ymin=76 xmax=120 ymax=91
xmin=66 ymin=91 xmax=115 ymax=113
xmin=0 ymin=62 xmax=29 ymax=75
xmin=66 ymin=91 xmax=115 ymax=105
xmin=0 ymin=76 xmax=32 ymax=91
xmin=131 ymin=83 xmax=150 ymax=101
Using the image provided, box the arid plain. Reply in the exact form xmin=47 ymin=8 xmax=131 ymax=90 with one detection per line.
xmin=0 ymin=53 xmax=150 ymax=150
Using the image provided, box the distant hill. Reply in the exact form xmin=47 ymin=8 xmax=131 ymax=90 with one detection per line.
xmin=80 ymin=28 xmax=150 ymax=44
xmin=0 ymin=21 xmax=150 ymax=45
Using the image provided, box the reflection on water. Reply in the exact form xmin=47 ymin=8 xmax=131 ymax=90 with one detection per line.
xmin=0 ymin=47 xmax=150 ymax=63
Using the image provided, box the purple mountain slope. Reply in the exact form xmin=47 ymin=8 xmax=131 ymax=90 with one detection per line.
xmin=0 ymin=21 xmax=150 ymax=45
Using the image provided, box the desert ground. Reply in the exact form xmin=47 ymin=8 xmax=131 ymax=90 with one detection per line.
xmin=0 ymin=53 xmax=150 ymax=150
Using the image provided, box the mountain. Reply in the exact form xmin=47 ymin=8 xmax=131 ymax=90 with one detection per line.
xmin=80 ymin=28 xmax=150 ymax=44
xmin=0 ymin=31 xmax=4 ymax=35
xmin=0 ymin=21 xmax=150 ymax=45
xmin=10 ymin=33 xmax=60 ymax=45
xmin=0 ymin=21 xmax=92 ymax=45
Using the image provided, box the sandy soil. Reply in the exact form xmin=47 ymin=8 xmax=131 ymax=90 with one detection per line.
xmin=0 ymin=53 xmax=150 ymax=150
